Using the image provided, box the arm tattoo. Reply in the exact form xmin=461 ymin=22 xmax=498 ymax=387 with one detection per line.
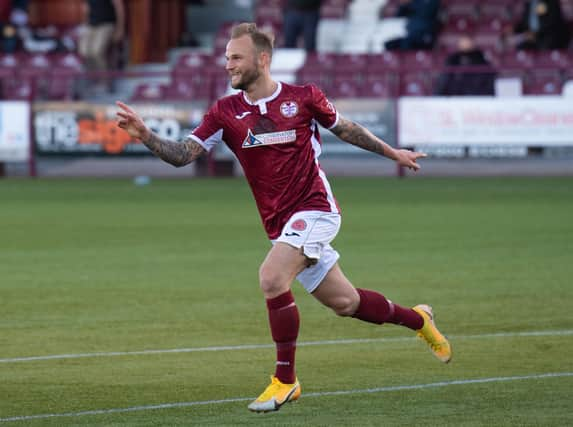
xmin=142 ymin=133 xmax=206 ymax=167
xmin=330 ymin=117 xmax=388 ymax=157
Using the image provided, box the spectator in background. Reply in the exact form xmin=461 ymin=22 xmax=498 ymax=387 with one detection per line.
xmin=283 ymin=0 xmax=322 ymax=52
xmin=1 ymin=22 xmax=18 ymax=53
xmin=79 ymin=0 xmax=125 ymax=84
xmin=510 ymin=0 xmax=570 ymax=50
xmin=385 ymin=0 xmax=440 ymax=50
xmin=435 ymin=36 xmax=496 ymax=96
xmin=0 ymin=0 xmax=28 ymax=53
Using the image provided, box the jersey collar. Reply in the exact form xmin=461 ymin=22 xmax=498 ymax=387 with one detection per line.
xmin=242 ymin=82 xmax=282 ymax=114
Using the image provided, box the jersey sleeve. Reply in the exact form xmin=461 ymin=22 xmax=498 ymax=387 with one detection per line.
xmin=188 ymin=101 xmax=224 ymax=152
xmin=307 ymin=84 xmax=339 ymax=129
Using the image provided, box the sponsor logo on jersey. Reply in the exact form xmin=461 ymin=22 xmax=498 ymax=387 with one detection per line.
xmin=242 ymin=129 xmax=296 ymax=148
xmin=284 ymin=232 xmax=300 ymax=237
xmin=235 ymin=111 xmax=252 ymax=119
xmin=280 ymin=101 xmax=299 ymax=118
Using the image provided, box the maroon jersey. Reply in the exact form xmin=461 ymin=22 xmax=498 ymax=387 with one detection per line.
xmin=189 ymin=82 xmax=340 ymax=239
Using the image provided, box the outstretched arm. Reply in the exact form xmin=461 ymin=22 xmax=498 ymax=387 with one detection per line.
xmin=116 ymin=101 xmax=206 ymax=167
xmin=330 ymin=115 xmax=426 ymax=171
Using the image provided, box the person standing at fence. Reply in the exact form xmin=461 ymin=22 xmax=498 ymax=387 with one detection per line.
xmin=435 ymin=36 xmax=496 ymax=96
xmin=511 ymin=0 xmax=570 ymax=50
xmin=283 ymin=0 xmax=322 ymax=52
xmin=79 ymin=0 xmax=125 ymax=92
xmin=384 ymin=0 xmax=440 ymax=51
xmin=115 ymin=22 xmax=451 ymax=413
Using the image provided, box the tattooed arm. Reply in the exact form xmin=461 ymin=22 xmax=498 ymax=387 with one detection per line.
xmin=141 ymin=133 xmax=205 ymax=167
xmin=116 ymin=101 xmax=205 ymax=167
xmin=330 ymin=115 xmax=426 ymax=171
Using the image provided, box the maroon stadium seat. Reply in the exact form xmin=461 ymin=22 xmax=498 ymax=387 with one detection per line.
xmin=172 ymin=53 xmax=217 ymax=97
xmin=0 ymin=68 xmax=14 ymax=99
xmin=14 ymin=53 xmax=54 ymax=99
xmin=304 ymin=52 xmax=337 ymax=69
xmin=165 ymin=78 xmax=212 ymax=101
xmin=20 ymin=53 xmax=53 ymax=79
xmin=333 ymin=53 xmax=368 ymax=75
xmin=0 ymin=53 xmax=22 ymax=68
xmin=472 ymin=29 xmax=504 ymax=53
xmin=361 ymin=73 xmax=399 ymax=98
xmin=296 ymin=67 xmax=333 ymax=93
xmin=478 ymin=3 xmax=511 ymax=21
xmin=437 ymin=31 xmax=467 ymax=52
xmin=47 ymin=53 xmax=84 ymax=100
xmin=533 ymin=50 xmax=571 ymax=70
xmin=330 ymin=76 xmax=361 ymax=98
xmin=523 ymin=72 xmax=563 ymax=95
xmin=131 ymin=83 xmax=167 ymax=102
xmin=472 ymin=18 xmax=507 ymax=33
xmin=210 ymin=75 xmax=232 ymax=100
xmin=2 ymin=79 xmax=33 ymax=100
xmin=398 ymin=51 xmax=435 ymax=71
xmin=445 ymin=2 xmax=478 ymax=19
xmin=443 ymin=14 xmax=477 ymax=32
xmin=175 ymin=53 xmax=213 ymax=71
xmin=501 ymin=50 xmax=535 ymax=69
xmin=399 ymin=72 xmax=433 ymax=96
xmin=366 ymin=51 xmax=401 ymax=72
xmin=0 ymin=54 xmax=20 ymax=99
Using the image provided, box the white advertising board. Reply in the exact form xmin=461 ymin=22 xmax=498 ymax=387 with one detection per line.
xmin=0 ymin=102 xmax=30 ymax=161
xmin=399 ymin=97 xmax=573 ymax=146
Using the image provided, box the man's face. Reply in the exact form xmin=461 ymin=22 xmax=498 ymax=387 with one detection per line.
xmin=225 ymin=35 xmax=262 ymax=90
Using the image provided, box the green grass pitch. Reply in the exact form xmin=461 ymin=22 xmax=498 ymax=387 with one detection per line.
xmin=1 ymin=176 xmax=572 ymax=426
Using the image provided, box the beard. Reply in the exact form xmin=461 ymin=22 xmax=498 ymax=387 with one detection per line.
xmin=230 ymin=65 xmax=261 ymax=91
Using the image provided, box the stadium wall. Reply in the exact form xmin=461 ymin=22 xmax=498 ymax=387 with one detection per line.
xmin=1 ymin=98 xmax=572 ymax=178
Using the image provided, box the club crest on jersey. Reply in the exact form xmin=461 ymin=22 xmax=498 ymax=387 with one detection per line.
xmin=292 ymin=219 xmax=307 ymax=231
xmin=280 ymin=101 xmax=299 ymax=118
xmin=242 ymin=129 xmax=296 ymax=149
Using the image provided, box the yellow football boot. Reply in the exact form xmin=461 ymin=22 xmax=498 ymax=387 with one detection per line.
xmin=413 ymin=304 xmax=452 ymax=363
xmin=248 ymin=376 xmax=301 ymax=412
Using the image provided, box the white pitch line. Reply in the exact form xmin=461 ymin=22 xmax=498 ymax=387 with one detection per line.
xmin=1 ymin=329 xmax=573 ymax=364
xmin=0 ymin=372 xmax=572 ymax=423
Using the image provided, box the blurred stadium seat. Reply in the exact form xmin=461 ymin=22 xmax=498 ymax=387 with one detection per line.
xmin=399 ymin=72 xmax=433 ymax=96
xmin=533 ymin=50 xmax=571 ymax=70
xmin=444 ymin=1 xmax=478 ymax=19
xmin=478 ymin=3 xmax=511 ymax=21
xmin=303 ymin=52 xmax=337 ymax=69
xmin=362 ymin=73 xmax=399 ymax=98
xmin=366 ymin=51 xmax=401 ymax=71
xmin=330 ymin=76 xmax=361 ymax=98
xmin=333 ymin=53 xmax=368 ymax=74
xmin=398 ymin=50 xmax=435 ymax=71
xmin=131 ymin=83 xmax=168 ymax=102
xmin=523 ymin=71 xmax=563 ymax=95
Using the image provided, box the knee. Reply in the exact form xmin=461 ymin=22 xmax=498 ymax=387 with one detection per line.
xmin=259 ymin=265 xmax=288 ymax=298
xmin=328 ymin=294 xmax=360 ymax=317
